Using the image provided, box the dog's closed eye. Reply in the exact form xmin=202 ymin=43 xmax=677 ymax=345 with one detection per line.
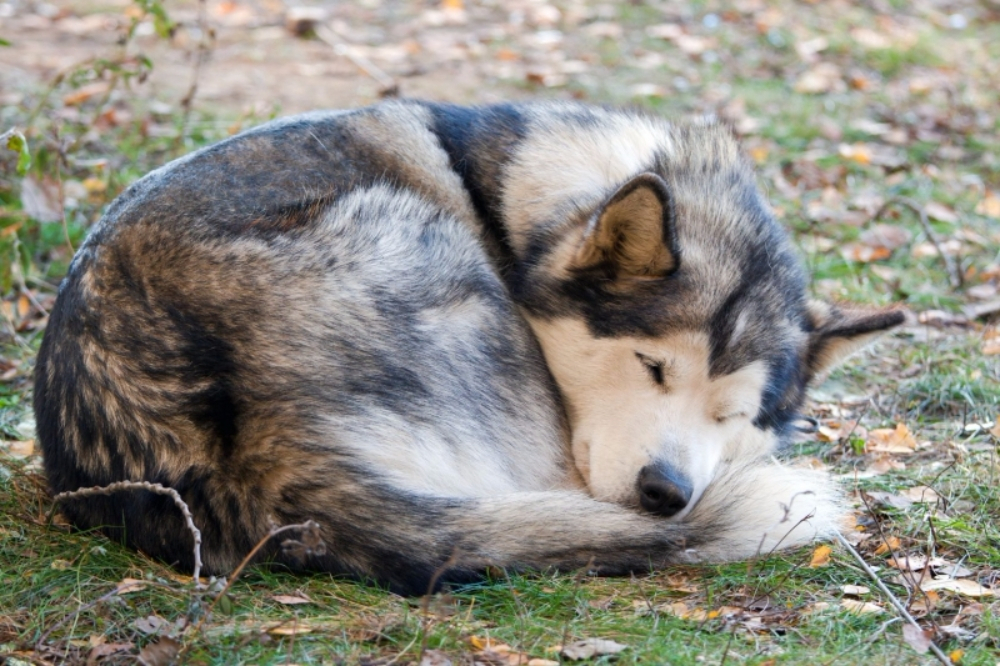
xmin=635 ymin=352 xmax=668 ymax=388
xmin=714 ymin=408 xmax=750 ymax=424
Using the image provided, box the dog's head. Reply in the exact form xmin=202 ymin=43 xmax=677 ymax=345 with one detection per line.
xmin=517 ymin=134 xmax=904 ymax=517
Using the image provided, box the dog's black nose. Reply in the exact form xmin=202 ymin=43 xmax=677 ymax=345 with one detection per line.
xmin=637 ymin=463 xmax=693 ymax=517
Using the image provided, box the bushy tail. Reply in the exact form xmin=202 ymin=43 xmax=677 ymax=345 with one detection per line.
xmin=274 ymin=459 xmax=845 ymax=594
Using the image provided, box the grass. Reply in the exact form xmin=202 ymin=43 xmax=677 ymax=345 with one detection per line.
xmin=2 ymin=0 xmax=1000 ymax=663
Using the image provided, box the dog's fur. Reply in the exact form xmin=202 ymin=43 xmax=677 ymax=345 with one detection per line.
xmin=35 ymin=101 xmax=903 ymax=594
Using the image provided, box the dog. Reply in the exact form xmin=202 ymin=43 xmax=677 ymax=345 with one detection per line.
xmin=34 ymin=100 xmax=903 ymax=594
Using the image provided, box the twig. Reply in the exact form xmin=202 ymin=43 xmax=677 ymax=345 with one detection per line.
xmin=179 ymin=0 xmax=213 ymax=118
xmin=418 ymin=548 xmax=463 ymax=664
xmin=315 ymin=25 xmax=399 ymax=96
xmin=834 ymin=531 xmax=950 ymax=665
xmin=871 ymin=197 xmax=964 ymax=289
xmin=51 ymin=481 xmax=204 ymax=588
xmin=183 ymin=520 xmax=323 ymax=648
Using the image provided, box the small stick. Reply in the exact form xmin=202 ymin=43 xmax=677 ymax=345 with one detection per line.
xmin=315 ymin=25 xmax=398 ymax=95
xmin=51 ymin=481 xmax=204 ymax=588
xmin=871 ymin=197 xmax=964 ymax=289
xmin=834 ymin=531 xmax=950 ymax=665
xmin=183 ymin=520 xmax=323 ymax=646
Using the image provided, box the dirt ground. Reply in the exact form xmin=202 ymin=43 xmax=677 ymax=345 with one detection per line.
xmin=1 ymin=0 xmax=604 ymax=117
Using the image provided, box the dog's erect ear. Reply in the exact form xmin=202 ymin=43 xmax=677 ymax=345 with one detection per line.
xmin=806 ymin=301 xmax=906 ymax=379
xmin=574 ymin=173 xmax=679 ymax=278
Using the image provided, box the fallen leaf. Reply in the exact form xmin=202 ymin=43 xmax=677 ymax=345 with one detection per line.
xmin=866 ymin=491 xmax=914 ymax=511
xmin=527 ymin=660 xmax=560 ymax=666
xmin=809 ymin=544 xmax=832 ymax=567
xmin=920 ymin=579 xmax=994 ymax=597
xmin=990 ymin=416 xmax=1000 ymax=440
xmin=62 ymin=81 xmax=110 ymax=107
xmin=839 ymin=142 xmax=872 ymax=164
xmin=136 ymin=636 xmax=179 ymax=666
xmin=561 ymin=638 xmax=627 ymax=660
xmin=888 ymin=554 xmax=927 ymax=572
xmin=859 ymin=224 xmax=912 ymax=251
xmin=134 ymin=615 xmax=169 ymax=635
xmin=88 ymin=642 xmax=134 ymax=660
xmin=902 ymin=624 xmax=933 ymax=654
xmin=840 ymin=599 xmax=884 ymax=614
xmin=928 ymin=558 xmax=973 ymax=578
xmin=1 ymin=440 xmax=35 ymax=457
xmin=867 ymin=423 xmax=918 ymax=453
xmin=873 ymin=536 xmax=901 ymax=555
xmin=19 ymin=175 xmax=62 ymax=223
xmin=267 ymin=622 xmax=313 ymax=636
xmin=271 ymin=594 xmax=312 ymax=605
xmin=116 ymin=577 xmax=148 ymax=595
xmin=420 ymin=649 xmax=453 ymax=666
xmin=975 ymin=191 xmax=1000 ymax=218
xmin=925 ymin=201 xmax=959 ymax=224
xmin=795 ymin=63 xmax=843 ymax=94
xmin=949 ymin=649 xmax=963 ymax=663
xmin=840 ymin=584 xmax=870 ymax=595
xmin=841 ymin=243 xmax=891 ymax=263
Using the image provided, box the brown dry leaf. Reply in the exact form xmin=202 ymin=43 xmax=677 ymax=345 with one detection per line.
xmin=990 ymin=416 xmax=1000 ymax=440
xmin=136 ymin=636 xmax=180 ymax=666
xmin=20 ymin=175 xmax=63 ymax=223
xmin=267 ymin=622 xmax=313 ymax=636
xmin=115 ymin=577 xmax=148 ymax=595
xmin=1 ymin=440 xmax=36 ymax=457
xmin=975 ymin=191 xmax=1000 ymax=218
xmin=920 ymin=579 xmax=994 ymax=597
xmin=271 ymin=594 xmax=312 ymax=605
xmin=888 ymin=554 xmax=927 ymax=572
xmin=841 ymin=584 xmax=870 ymax=595
xmin=840 ymin=599 xmax=884 ymax=614
xmin=859 ymin=224 xmax=912 ymax=251
xmin=795 ymin=62 xmax=842 ymax=94
xmin=925 ymin=202 xmax=959 ymax=224
xmin=62 ymin=81 xmax=110 ymax=107
xmin=873 ymin=536 xmax=901 ymax=555
xmin=866 ymin=491 xmax=914 ymax=511
xmin=805 ymin=601 xmax=832 ymax=613
xmin=420 ymin=649 xmax=453 ymax=666
xmin=469 ymin=637 xmax=510 ymax=652
xmin=89 ymin=641 xmax=134 ymax=660
xmin=983 ymin=328 xmax=1000 ymax=356
xmin=809 ymin=544 xmax=832 ymax=568
xmin=527 ymin=660 xmax=560 ymax=666
xmin=867 ymin=423 xmax=918 ymax=453
xmin=902 ymin=624 xmax=933 ymax=654
xmin=841 ymin=243 xmax=892 ymax=263
xmin=838 ymin=142 xmax=872 ymax=164
xmin=560 ymin=638 xmax=627 ymax=660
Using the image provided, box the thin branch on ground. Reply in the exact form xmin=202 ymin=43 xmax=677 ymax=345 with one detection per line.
xmin=418 ymin=548 xmax=463 ymax=664
xmin=871 ymin=197 xmax=964 ymax=290
xmin=51 ymin=481 xmax=204 ymax=587
xmin=834 ymin=531 xmax=950 ymax=665
xmin=182 ymin=520 xmax=324 ymax=649
xmin=179 ymin=0 xmax=214 ymax=119
xmin=315 ymin=25 xmax=399 ymax=96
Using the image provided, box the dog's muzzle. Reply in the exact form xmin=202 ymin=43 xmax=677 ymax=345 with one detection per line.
xmin=637 ymin=462 xmax=693 ymax=517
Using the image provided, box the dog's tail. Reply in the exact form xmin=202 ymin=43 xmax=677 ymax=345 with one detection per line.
xmin=273 ymin=459 xmax=844 ymax=594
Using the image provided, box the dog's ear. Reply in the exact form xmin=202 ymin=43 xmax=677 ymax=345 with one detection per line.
xmin=806 ymin=301 xmax=906 ymax=379
xmin=574 ymin=173 xmax=679 ymax=278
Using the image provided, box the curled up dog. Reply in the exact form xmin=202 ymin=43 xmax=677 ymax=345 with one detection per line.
xmin=34 ymin=101 xmax=904 ymax=594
